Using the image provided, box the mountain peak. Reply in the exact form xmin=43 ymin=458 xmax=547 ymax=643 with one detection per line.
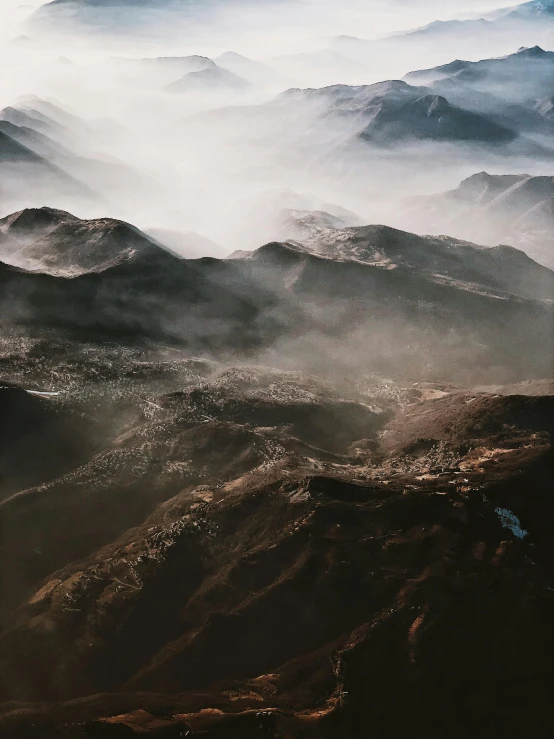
xmin=0 ymin=208 xmax=168 ymax=275
xmin=516 ymin=45 xmax=549 ymax=57
xmin=0 ymin=207 xmax=76 ymax=235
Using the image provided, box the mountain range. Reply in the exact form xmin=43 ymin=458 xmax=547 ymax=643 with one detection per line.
xmin=3 ymin=2 xmax=554 ymax=737
xmin=0 ymin=335 xmax=553 ymax=738
xmin=400 ymin=171 xmax=554 ymax=268
xmin=1 ymin=206 xmax=553 ymax=381
xmin=404 ymin=46 xmax=554 ymax=135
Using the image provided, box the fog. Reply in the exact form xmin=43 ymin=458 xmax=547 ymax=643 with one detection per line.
xmin=1 ymin=0 xmax=553 ymax=260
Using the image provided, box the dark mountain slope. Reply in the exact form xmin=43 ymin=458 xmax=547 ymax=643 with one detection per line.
xmin=271 ymin=218 xmax=554 ymax=302
xmin=0 ymin=385 xmax=100 ymax=501
xmin=0 ymin=121 xmax=72 ymax=161
xmin=0 ymin=364 xmax=384 ymax=615
xmin=0 ymin=111 xmax=93 ymax=205
xmin=359 ymin=92 xmax=515 ymax=145
xmin=0 ymin=372 xmax=553 ymax=738
xmin=1 ymin=208 xmax=553 ymax=378
xmin=0 ymin=131 xmax=50 ymax=165
xmin=277 ymin=81 xmax=516 ymax=147
xmin=403 ymin=46 xmax=554 ymax=136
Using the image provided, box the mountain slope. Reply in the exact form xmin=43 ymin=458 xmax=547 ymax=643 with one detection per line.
xmin=0 ymin=362 xmax=553 ymax=737
xmin=0 ymin=207 xmax=166 ymax=275
xmin=277 ymin=81 xmax=517 ymax=148
xmin=0 ymin=131 xmax=47 ymax=165
xmin=359 ymin=92 xmax=514 ymax=145
xmin=405 ymin=45 xmax=554 ymax=97
xmin=1 ymin=207 xmax=553 ymax=379
xmin=274 ymin=217 xmax=554 ymax=301
xmin=403 ymin=46 xmax=554 ymax=135
xmin=400 ymin=172 xmax=554 ymax=269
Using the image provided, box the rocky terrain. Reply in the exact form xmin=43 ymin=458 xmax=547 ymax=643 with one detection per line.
xmin=0 ymin=202 xmax=553 ymax=736
xmin=2 ymin=1 xmax=554 ymax=736
xmin=0 ymin=338 xmax=553 ymax=738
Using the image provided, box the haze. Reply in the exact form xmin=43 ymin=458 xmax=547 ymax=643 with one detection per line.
xmin=1 ymin=0 xmax=553 ymax=257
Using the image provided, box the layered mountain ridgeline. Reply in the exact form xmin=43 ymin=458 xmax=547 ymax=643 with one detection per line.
xmin=397 ymin=1 xmax=554 ymax=45
xmin=0 ymin=350 xmax=553 ymax=738
xmin=167 ymin=66 xmax=251 ymax=94
xmin=276 ymin=81 xmax=518 ymax=147
xmin=240 ymin=213 xmax=554 ymax=303
xmin=0 ymin=97 xmax=156 ymax=213
xmin=400 ymin=171 xmax=554 ymax=269
xmin=0 ymin=102 xmax=87 ymax=202
xmin=109 ymin=53 xmax=214 ymax=82
xmin=317 ymin=2 xmax=554 ymax=85
xmin=215 ymin=51 xmax=290 ymax=89
xmin=31 ymin=0 xmax=263 ymax=33
xmin=404 ymin=46 xmax=554 ymax=135
xmin=108 ymin=55 xmax=253 ymax=92
xmin=404 ymin=45 xmax=554 ymax=95
xmin=185 ymin=75 xmax=551 ymax=165
xmin=1 ymin=207 xmax=554 ymax=379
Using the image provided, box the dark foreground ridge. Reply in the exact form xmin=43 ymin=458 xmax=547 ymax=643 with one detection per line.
xmin=0 ymin=348 xmax=553 ymax=738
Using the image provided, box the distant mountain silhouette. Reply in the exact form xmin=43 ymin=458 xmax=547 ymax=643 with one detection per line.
xmin=404 ymin=47 xmax=554 ymax=135
xmin=167 ymin=66 xmax=251 ymax=93
xmin=278 ymin=81 xmax=516 ymax=147
xmin=400 ymin=171 xmax=554 ymax=269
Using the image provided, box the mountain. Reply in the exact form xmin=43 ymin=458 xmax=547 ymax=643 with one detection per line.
xmin=167 ymin=66 xmax=251 ymax=93
xmin=0 ymin=209 xmax=277 ymax=351
xmin=0 ymin=99 xmax=158 ymax=212
xmin=405 ymin=46 xmax=554 ymax=95
xmin=274 ymin=216 xmax=554 ymax=302
xmin=0 ymin=207 xmax=167 ymax=274
xmin=0 ymin=384 xmax=101 ymax=501
xmin=400 ymin=172 xmax=554 ymax=269
xmin=0 ymin=98 xmax=89 ymax=140
xmin=278 ymin=81 xmax=516 ymax=147
xmin=215 ymin=51 xmax=289 ymax=89
xmin=359 ymin=92 xmax=514 ymax=145
xmin=0 ymin=126 xmax=89 ymax=209
xmin=402 ymin=2 xmax=554 ymax=40
xmin=325 ymin=3 xmax=554 ymax=82
xmin=0 ymin=130 xmax=48 ymax=165
xmin=110 ymin=55 xmax=216 ymax=85
xmin=0 ymin=350 xmax=553 ymax=737
xmin=498 ymin=0 xmax=554 ymax=19
xmin=404 ymin=47 xmax=554 ymax=134
xmin=0 ymin=120 xmax=73 ymax=162
xmin=1 ymin=207 xmax=553 ymax=381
